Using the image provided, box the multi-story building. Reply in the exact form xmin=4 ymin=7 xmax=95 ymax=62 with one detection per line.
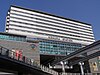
xmin=5 ymin=5 xmax=95 ymax=65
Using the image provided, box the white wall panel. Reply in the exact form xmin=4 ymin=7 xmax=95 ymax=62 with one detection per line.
xmin=9 ymin=21 xmax=94 ymax=38
xmin=9 ymin=25 xmax=94 ymax=41
xmin=9 ymin=21 xmax=94 ymax=39
xmin=11 ymin=7 xmax=91 ymax=28
xmin=10 ymin=16 xmax=92 ymax=34
xmin=8 ymin=29 xmax=94 ymax=45
xmin=10 ymin=10 xmax=92 ymax=30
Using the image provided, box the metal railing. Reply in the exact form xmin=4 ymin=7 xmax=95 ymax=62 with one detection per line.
xmin=0 ymin=46 xmax=59 ymax=75
xmin=40 ymin=65 xmax=59 ymax=75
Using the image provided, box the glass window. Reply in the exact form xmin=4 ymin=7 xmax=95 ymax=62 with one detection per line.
xmin=40 ymin=41 xmax=82 ymax=55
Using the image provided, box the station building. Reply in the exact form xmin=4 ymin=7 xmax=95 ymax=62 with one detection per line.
xmin=4 ymin=5 xmax=96 ymax=72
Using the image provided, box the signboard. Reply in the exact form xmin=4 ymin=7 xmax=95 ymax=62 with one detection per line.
xmin=10 ymin=49 xmax=22 ymax=60
xmin=48 ymin=36 xmax=73 ymax=42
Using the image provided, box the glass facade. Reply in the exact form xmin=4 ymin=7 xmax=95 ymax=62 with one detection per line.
xmin=39 ymin=40 xmax=82 ymax=56
xmin=0 ymin=34 xmax=26 ymax=42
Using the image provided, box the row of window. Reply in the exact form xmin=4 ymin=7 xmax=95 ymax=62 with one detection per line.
xmin=10 ymin=12 xmax=92 ymax=32
xmin=10 ymin=23 xmax=94 ymax=40
xmin=10 ymin=9 xmax=91 ymax=29
xmin=40 ymin=45 xmax=79 ymax=49
xmin=10 ymin=12 xmax=93 ymax=34
xmin=36 ymin=17 xmax=92 ymax=31
xmin=40 ymin=47 xmax=78 ymax=52
xmin=39 ymin=41 xmax=81 ymax=55
xmin=9 ymin=19 xmax=94 ymax=37
xmin=40 ymin=48 xmax=76 ymax=55
xmin=0 ymin=34 xmax=26 ymax=42
xmin=39 ymin=41 xmax=82 ymax=47
xmin=8 ymin=28 xmax=94 ymax=43
xmin=40 ymin=51 xmax=67 ymax=55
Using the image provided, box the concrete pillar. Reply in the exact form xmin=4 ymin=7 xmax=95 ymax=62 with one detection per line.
xmin=79 ymin=62 xmax=84 ymax=75
xmin=60 ymin=61 xmax=65 ymax=73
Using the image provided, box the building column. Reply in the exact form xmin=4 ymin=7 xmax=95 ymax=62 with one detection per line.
xmin=79 ymin=62 xmax=84 ymax=75
xmin=60 ymin=61 xmax=65 ymax=73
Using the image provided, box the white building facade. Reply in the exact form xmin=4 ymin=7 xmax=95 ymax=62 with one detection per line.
xmin=6 ymin=5 xmax=95 ymax=46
